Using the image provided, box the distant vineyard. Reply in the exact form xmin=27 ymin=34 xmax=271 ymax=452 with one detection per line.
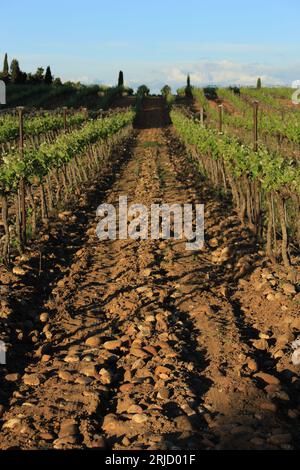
xmin=194 ymin=87 xmax=300 ymax=145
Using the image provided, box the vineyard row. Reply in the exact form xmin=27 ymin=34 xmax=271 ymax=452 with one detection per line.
xmin=171 ymin=110 xmax=300 ymax=270
xmin=0 ymin=110 xmax=135 ymax=263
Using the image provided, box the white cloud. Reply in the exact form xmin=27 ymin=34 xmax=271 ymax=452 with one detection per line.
xmin=163 ymin=61 xmax=287 ymax=88
xmin=67 ymin=75 xmax=90 ymax=84
xmin=103 ymin=59 xmax=299 ymax=93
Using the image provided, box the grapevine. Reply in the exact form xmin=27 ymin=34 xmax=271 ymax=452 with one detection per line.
xmin=171 ymin=109 xmax=300 ymax=267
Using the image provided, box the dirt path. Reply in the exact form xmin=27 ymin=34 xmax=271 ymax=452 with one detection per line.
xmin=0 ymin=98 xmax=299 ymax=450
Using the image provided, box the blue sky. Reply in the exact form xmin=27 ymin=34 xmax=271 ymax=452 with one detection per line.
xmin=1 ymin=0 xmax=300 ymax=91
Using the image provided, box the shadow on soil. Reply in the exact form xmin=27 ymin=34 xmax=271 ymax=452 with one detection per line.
xmin=0 ymin=135 xmax=137 ymax=410
xmin=134 ymin=97 xmax=172 ymax=129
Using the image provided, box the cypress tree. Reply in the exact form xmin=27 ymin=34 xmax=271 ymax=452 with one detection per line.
xmin=3 ymin=53 xmax=9 ymax=75
xmin=257 ymin=77 xmax=262 ymax=89
xmin=185 ymin=74 xmax=193 ymax=98
xmin=44 ymin=66 xmax=53 ymax=85
xmin=118 ymin=70 xmax=124 ymax=87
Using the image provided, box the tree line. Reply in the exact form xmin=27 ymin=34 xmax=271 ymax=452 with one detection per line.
xmin=0 ymin=53 xmax=60 ymax=86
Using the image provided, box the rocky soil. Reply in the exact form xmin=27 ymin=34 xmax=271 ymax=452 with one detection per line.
xmin=0 ymin=98 xmax=300 ymax=450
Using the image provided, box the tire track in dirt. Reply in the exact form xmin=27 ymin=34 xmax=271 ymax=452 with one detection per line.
xmin=0 ymin=98 xmax=297 ymax=450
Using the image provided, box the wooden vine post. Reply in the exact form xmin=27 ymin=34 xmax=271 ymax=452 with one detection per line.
xmin=218 ymin=104 xmax=223 ymax=133
xmin=63 ymin=107 xmax=68 ymax=132
xmin=17 ymin=106 xmax=26 ymax=248
xmin=253 ymin=100 xmax=259 ymax=152
xmin=200 ymin=107 xmax=204 ymax=126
